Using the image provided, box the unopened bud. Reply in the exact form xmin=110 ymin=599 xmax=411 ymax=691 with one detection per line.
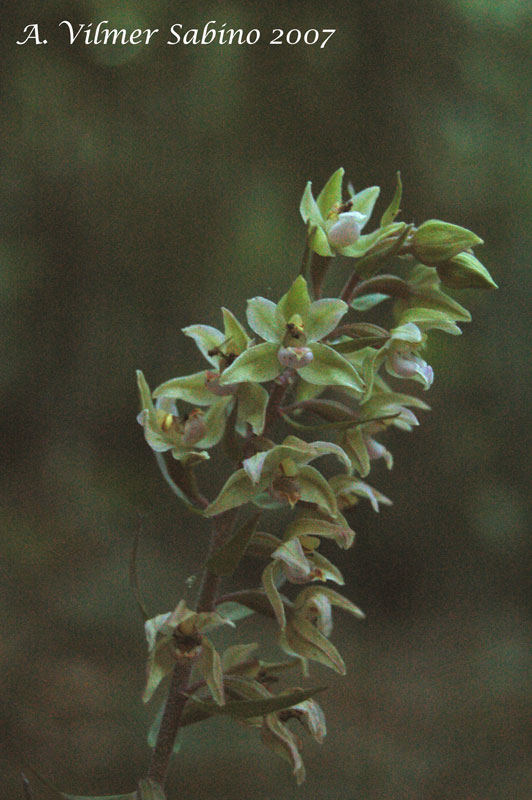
xmin=411 ymin=220 xmax=483 ymax=265
xmin=436 ymin=251 xmax=497 ymax=290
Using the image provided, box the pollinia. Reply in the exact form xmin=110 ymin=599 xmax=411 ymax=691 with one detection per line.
xmin=131 ymin=168 xmax=496 ymax=795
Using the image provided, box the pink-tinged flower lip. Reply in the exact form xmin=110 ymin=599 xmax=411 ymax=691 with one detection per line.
xmin=328 ymin=210 xmax=366 ymax=249
xmin=277 ymin=346 xmax=314 ymax=370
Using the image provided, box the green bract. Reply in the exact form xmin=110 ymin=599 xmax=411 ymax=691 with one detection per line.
xmin=220 ymin=276 xmax=365 ymax=393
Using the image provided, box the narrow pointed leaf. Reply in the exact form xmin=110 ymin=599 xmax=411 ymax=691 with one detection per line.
xmin=207 ymin=512 xmax=262 ymax=576
xmin=187 ymin=686 xmax=326 ymax=719
xmin=154 ymin=453 xmax=205 ymax=516
xmin=129 ymin=531 xmax=150 ymax=622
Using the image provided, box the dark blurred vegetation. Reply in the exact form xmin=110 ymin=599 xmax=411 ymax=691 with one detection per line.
xmin=2 ymin=0 xmax=531 ymax=798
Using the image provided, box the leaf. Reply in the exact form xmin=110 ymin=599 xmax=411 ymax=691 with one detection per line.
xmin=218 ymin=342 xmax=281 ymax=385
xmin=23 ymin=770 xmax=138 ymax=800
xmin=204 ymin=469 xmax=260 ymax=517
xmin=152 ymin=371 xmax=214 ymax=405
xmin=129 ymin=530 xmax=150 ymax=622
xmin=301 ymin=342 xmax=365 ymax=393
xmin=305 ymin=298 xmax=348 ymax=341
xmin=296 ymin=465 xmax=338 ymax=517
xmin=350 ymin=293 xmax=390 ymax=311
xmin=154 ymin=453 xmax=205 ymax=516
xmin=207 ymin=513 xmax=262 ymax=576
xmin=246 ymin=297 xmax=284 ymax=342
xmin=316 ymin=167 xmax=344 ymax=217
xmin=186 ymin=686 xmax=326 ymax=719
xmin=380 ymin=171 xmax=402 ymax=227
xmin=182 ymin=324 xmax=225 ymax=367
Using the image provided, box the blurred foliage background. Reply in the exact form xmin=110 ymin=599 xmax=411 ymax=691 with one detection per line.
xmin=1 ymin=1 xmax=531 ymax=798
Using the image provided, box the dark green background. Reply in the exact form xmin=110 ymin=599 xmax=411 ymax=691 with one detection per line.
xmin=2 ymin=1 xmax=531 ymax=798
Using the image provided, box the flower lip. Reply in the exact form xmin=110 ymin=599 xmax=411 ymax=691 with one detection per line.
xmin=278 ymin=346 xmax=314 ymax=370
xmin=328 ymin=211 xmax=367 ymax=249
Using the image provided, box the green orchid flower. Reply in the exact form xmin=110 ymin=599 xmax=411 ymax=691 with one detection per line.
xmin=217 ymin=276 xmax=364 ymax=393
xmin=143 ymin=600 xmax=234 ymax=704
xmin=152 ymin=307 xmax=269 ymax=442
xmin=299 ymin=167 xmax=406 ymax=258
xmin=205 ymin=435 xmax=351 ymax=518
xmin=136 ymin=370 xmax=210 ymax=464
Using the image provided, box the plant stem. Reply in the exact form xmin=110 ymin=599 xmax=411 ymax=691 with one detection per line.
xmin=147 ymin=661 xmax=193 ymax=785
xmin=146 ymin=509 xmax=237 ymax=786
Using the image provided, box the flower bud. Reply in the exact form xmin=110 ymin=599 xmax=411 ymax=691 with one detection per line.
xmin=388 ymin=351 xmax=434 ymax=390
xmin=277 ymin=346 xmax=314 ymax=370
xmin=411 ymin=220 xmax=483 ymax=265
xmin=327 ymin=211 xmax=366 ymax=249
xmin=436 ymin=252 xmax=497 ymax=290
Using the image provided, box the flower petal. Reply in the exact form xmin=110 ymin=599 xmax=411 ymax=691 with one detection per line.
xmin=305 ymin=298 xmax=348 ymax=341
xmin=219 ymin=343 xmax=281 ymax=385
xmin=300 ymin=343 xmax=365 ymax=393
xmin=246 ymin=297 xmax=284 ymax=342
